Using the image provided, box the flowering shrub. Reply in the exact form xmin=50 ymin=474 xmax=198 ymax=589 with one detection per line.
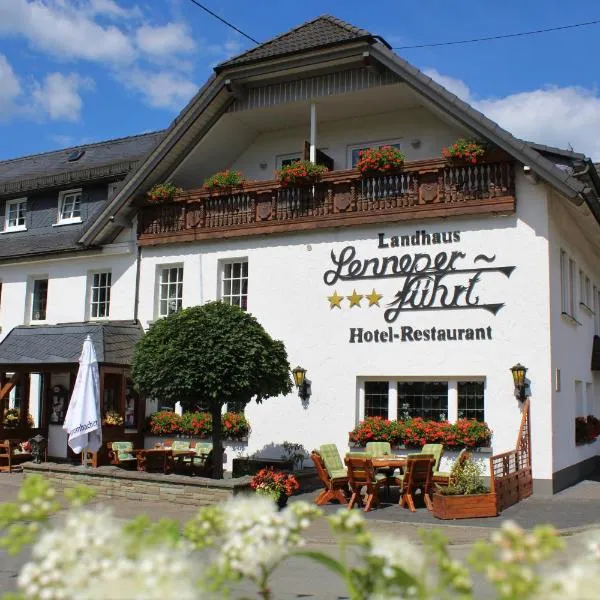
xmin=356 ymin=145 xmax=405 ymax=174
xmin=250 ymin=467 xmax=300 ymax=500
xmin=148 ymin=410 xmax=250 ymax=440
xmin=102 ymin=410 xmax=124 ymax=426
xmin=203 ymin=169 xmax=245 ymax=190
xmin=147 ymin=411 xmax=183 ymax=436
xmin=147 ymin=182 xmax=183 ymax=202
xmin=442 ymin=139 xmax=486 ymax=164
xmin=575 ymin=415 xmax=600 ymax=445
xmin=438 ymin=454 xmax=488 ymax=496
xmin=349 ymin=417 xmax=492 ymax=448
xmin=276 ymin=160 xmax=329 ymax=187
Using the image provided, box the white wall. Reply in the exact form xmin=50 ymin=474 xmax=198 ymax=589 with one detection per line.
xmin=0 ymin=242 xmax=137 ymax=340
xmin=548 ymin=193 xmax=600 ymax=472
xmin=231 ymin=106 xmax=463 ymax=180
xmin=137 ymin=171 xmax=556 ymax=481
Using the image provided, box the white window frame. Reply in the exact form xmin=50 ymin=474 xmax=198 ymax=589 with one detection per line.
xmin=346 ymin=138 xmax=403 ymax=169
xmin=357 ymin=377 xmax=485 ymax=424
xmin=29 ymin=277 xmax=49 ymax=323
xmin=88 ymin=271 xmax=112 ymax=320
xmin=276 ymin=152 xmax=302 ymax=170
xmin=4 ymin=198 xmax=27 ymax=232
xmin=218 ymin=258 xmax=248 ymax=310
xmin=156 ymin=264 xmax=184 ymax=319
xmin=56 ymin=188 xmax=82 ymax=225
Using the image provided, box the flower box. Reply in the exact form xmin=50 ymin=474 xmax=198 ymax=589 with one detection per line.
xmin=432 ymin=492 xmax=497 ymax=519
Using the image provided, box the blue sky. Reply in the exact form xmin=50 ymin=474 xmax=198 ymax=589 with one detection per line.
xmin=1 ymin=0 xmax=600 ymax=160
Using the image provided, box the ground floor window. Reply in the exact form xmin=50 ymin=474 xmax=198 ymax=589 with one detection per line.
xmin=360 ymin=378 xmax=485 ymax=423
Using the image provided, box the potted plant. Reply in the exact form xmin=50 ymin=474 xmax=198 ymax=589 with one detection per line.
xmin=203 ymin=169 xmax=245 ymax=192
xmin=147 ymin=410 xmax=184 ymax=436
xmin=356 ymin=146 xmax=405 ymax=175
xmin=276 ymin=160 xmax=329 ymax=187
xmin=432 ymin=453 xmax=497 ymax=519
xmin=2 ymin=408 xmax=20 ymax=428
xmin=147 ymin=182 xmax=183 ymax=203
xmin=103 ymin=411 xmax=124 ymax=427
xmin=222 ymin=412 xmax=251 ymax=440
xmin=442 ymin=139 xmax=486 ymax=165
xmin=250 ymin=467 xmax=300 ymax=509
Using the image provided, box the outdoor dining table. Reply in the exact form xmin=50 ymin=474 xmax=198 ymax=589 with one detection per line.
xmin=371 ymin=455 xmax=407 ymax=471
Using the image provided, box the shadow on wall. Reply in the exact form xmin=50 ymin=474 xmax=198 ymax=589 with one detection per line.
xmin=234 ymin=441 xmax=311 ymax=470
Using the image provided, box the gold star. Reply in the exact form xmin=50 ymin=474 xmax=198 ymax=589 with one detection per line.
xmin=366 ymin=289 xmax=383 ymax=307
xmin=327 ymin=291 xmax=343 ymax=309
xmin=347 ymin=289 xmax=363 ymax=308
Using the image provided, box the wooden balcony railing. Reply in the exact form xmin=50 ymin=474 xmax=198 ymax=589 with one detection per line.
xmin=138 ymin=156 xmax=516 ymax=245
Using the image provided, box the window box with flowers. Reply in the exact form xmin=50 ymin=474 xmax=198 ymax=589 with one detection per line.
xmin=276 ymin=160 xmax=329 ymax=187
xmin=147 ymin=182 xmax=183 ymax=203
xmin=441 ymin=139 xmax=486 ymax=165
xmin=203 ymin=170 xmax=245 ymax=192
xmin=250 ymin=467 xmax=300 ymax=508
xmin=146 ymin=410 xmax=250 ymax=441
xmin=356 ymin=146 xmax=406 ymax=175
xmin=103 ymin=411 xmax=124 ymax=427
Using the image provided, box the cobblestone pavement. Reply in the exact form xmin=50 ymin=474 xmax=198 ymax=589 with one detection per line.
xmin=1 ymin=472 xmax=600 ymax=598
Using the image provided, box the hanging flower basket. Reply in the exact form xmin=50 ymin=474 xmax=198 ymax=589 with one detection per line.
xmin=356 ymin=146 xmax=405 ymax=175
xmin=147 ymin=182 xmax=183 ymax=203
xmin=103 ymin=411 xmax=124 ymax=427
xmin=442 ymin=139 xmax=486 ymax=165
xmin=203 ymin=170 xmax=245 ymax=192
xmin=276 ymin=160 xmax=328 ymax=188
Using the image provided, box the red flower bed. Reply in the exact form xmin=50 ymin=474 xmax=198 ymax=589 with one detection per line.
xmin=147 ymin=411 xmax=250 ymax=440
xmin=250 ymin=467 xmax=300 ymax=497
xmin=350 ymin=417 xmax=492 ymax=449
xmin=356 ymin=146 xmax=405 ymax=175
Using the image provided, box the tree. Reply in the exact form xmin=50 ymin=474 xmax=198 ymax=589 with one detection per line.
xmin=131 ymin=302 xmax=293 ymax=478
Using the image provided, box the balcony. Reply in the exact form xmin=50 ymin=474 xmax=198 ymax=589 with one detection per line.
xmin=137 ymin=156 xmax=516 ymax=246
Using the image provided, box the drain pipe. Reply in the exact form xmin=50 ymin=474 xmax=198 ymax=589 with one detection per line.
xmin=133 ymin=244 xmax=142 ymax=325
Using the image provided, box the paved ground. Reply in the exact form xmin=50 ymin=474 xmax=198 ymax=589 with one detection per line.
xmin=1 ymin=471 xmax=600 ymax=598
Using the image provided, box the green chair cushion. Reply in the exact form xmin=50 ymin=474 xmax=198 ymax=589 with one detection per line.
xmin=172 ymin=441 xmax=191 ymax=451
xmin=319 ymin=444 xmax=344 ymax=476
xmin=421 ymin=444 xmax=444 ymax=471
xmin=112 ymin=441 xmax=133 ymax=452
xmin=434 ymin=470 xmax=450 ymax=478
xmin=194 ymin=442 xmax=212 ymax=456
xmin=374 ymin=472 xmax=389 ymax=482
xmin=329 ymin=468 xmax=347 ymax=479
xmin=366 ymin=442 xmax=392 ymax=457
xmin=118 ymin=455 xmax=136 ymax=461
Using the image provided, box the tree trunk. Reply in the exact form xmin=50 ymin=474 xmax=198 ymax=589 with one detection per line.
xmin=211 ymin=403 xmax=224 ymax=479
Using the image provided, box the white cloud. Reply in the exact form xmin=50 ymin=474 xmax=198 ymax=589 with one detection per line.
xmin=135 ymin=23 xmax=196 ymax=57
xmin=425 ymin=68 xmax=600 ymax=160
xmin=122 ymin=69 xmax=197 ymax=110
xmin=86 ymin=0 xmax=141 ymax=20
xmin=33 ymin=72 xmax=94 ymax=121
xmin=0 ymin=0 xmax=135 ymax=64
xmin=0 ymin=54 xmax=22 ymax=118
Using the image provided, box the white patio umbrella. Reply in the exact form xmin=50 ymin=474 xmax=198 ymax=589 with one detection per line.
xmin=63 ymin=335 xmax=102 ymax=460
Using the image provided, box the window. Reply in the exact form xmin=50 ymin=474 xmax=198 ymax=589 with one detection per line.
xmin=31 ymin=279 xmax=48 ymax=321
xmin=347 ymin=140 xmax=402 ymax=168
xmin=580 ymin=270 xmax=591 ymax=308
xmin=584 ymin=275 xmax=591 ymax=308
xmin=5 ymin=198 xmax=27 ymax=231
xmin=276 ymin=153 xmax=302 ymax=169
xmin=364 ymin=381 xmax=389 ymax=418
xmin=560 ymin=250 xmax=577 ymax=319
xmin=89 ymin=272 xmax=111 ymax=319
xmin=158 ymin=266 xmax=183 ymax=317
xmin=397 ymin=381 xmax=448 ymax=421
xmin=457 ymin=381 xmax=485 ymax=422
xmin=57 ymin=189 xmax=82 ymax=224
xmin=220 ymin=260 xmax=248 ymax=310
xmin=569 ymin=258 xmax=577 ymax=318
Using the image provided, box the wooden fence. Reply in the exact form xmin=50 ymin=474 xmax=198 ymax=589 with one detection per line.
xmin=489 ymin=398 xmax=533 ymax=512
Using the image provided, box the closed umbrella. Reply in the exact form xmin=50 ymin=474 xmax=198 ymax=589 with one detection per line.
xmin=63 ymin=335 xmax=102 ymax=458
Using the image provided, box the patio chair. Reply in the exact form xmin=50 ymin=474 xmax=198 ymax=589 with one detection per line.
xmin=177 ymin=441 xmax=212 ymax=475
xmin=420 ymin=443 xmax=447 ymax=484
xmin=365 ymin=441 xmax=392 ymax=457
xmin=107 ymin=441 xmax=137 ymax=469
xmin=0 ymin=440 xmax=32 ymax=473
xmin=311 ymin=451 xmax=349 ymax=505
xmin=344 ymin=455 xmax=394 ymax=512
xmin=318 ymin=444 xmax=347 ymax=479
xmin=398 ymin=454 xmax=435 ymax=512
xmin=432 ymin=447 xmax=469 ymax=486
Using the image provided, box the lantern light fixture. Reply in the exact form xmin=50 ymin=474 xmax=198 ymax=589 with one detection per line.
xmin=510 ymin=363 xmax=528 ymax=401
xmin=29 ymin=434 xmax=47 ymax=464
xmin=291 ymin=366 xmax=310 ymax=404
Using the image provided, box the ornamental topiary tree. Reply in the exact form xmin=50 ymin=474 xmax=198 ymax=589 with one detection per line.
xmin=131 ymin=302 xmax=293 ymax=478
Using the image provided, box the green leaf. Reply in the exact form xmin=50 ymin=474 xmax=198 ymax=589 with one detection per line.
xmin=293 ymin=550 xmax=348 ymax=578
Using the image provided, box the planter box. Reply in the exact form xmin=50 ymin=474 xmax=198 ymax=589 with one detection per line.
xmin=432 ymin=492 xmax=497 ymax=520
xmin=232 ymin=457 xmax=294 ymax=478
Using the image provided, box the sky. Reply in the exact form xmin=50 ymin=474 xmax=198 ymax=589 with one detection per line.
xmin=1 ymin=0 xmax=600 ymax=160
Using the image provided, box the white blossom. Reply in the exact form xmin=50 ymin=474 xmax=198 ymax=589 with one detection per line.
xmin=369 ymin=535 xmax=425 ymax=581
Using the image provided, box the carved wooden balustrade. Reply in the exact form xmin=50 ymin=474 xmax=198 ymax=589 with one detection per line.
xmin=138 ymin=156 xmax=516 ymax=245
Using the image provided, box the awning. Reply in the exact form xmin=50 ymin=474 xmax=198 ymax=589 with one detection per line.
xmin=0 ymin=321 xmax=144 ymax=368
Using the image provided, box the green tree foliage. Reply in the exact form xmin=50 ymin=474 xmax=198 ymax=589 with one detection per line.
xmin=132 ymin=302 xmax=293 ymax=478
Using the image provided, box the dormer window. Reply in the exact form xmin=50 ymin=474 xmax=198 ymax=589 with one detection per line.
xmin=57 ymin=189 xmax=82 ymax=225
xmin=5 ymin=198 xmax=27 ymax=232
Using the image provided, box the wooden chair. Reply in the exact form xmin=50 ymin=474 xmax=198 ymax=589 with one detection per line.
xmin=0 ymin=440 xmax=32 ymax=473
xmin=345 ymin=455 xmax=391 ymax=512
xmin=398 ymin=454 xmax=435 ymax=512
xmin=106 ymin=441 xmax=137 ymax=469
xmin=311 ymin=451 xmax=349 ymax=506
xmin=433 ymin=448 xmax=470 ymax=486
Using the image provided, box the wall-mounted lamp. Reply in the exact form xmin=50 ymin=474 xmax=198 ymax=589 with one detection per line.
xmin=510 ymin=363 xmax=528 ymax=401
xmin=292 ymin=365 xmax=311 ymax=405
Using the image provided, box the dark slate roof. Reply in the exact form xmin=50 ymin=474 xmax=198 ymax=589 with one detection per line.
xmin=0 ymin=322 xmax=144 ymax=366
xmin=216 ymin=15 xmax=374 ymax=71
xmin=0 ymin=131 xmax=165 ymax=196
